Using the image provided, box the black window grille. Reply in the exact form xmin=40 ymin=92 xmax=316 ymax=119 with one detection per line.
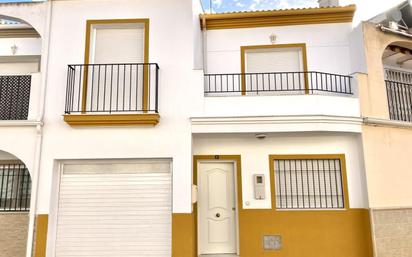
xmin=0 ymin=163 xmax=31 ymax=211
xmin=274 ymin=158 xmax=345 ymax=209
xmin=0 ymin=75 xmax=31 ymax=120
xmin=386 ymin=80 xmax=412 ymax=122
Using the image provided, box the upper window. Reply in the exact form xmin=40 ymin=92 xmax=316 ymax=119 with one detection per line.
xmin=89 ymin=22 xmax=146 ymax=64
xmin=63 ymin=19 xmax=160 ymax=126
xmin=240 ymin=44 xmax=308 ymax=94
xmin=270 ymin=155 xmax=347 ymax=210
xmin=243 ymin=45 xmax=305 ymax=74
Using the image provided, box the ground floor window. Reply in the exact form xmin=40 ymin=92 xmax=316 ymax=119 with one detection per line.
xmin=270 ymin=155 xmax=347 ymax=210
xmin=0 ymin=162 xmax=31 ymax=211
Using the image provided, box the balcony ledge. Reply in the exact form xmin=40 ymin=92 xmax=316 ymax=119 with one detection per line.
xmin=0 ymin=120 xmax=42 ymax=127
xmin=191 ymin=115 xmax=362 ymax=133
xmin=63 ymin=114 xmax=160 ymax=126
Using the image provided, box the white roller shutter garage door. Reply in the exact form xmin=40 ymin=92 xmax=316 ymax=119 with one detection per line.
xmin=55 ymin=160 xmax=171 ymax=257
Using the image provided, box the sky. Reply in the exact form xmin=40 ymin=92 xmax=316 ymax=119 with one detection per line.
xmin=201 ymin=0 xmax=406 ymax=24
xmin=0 ymin=0 xmax=407 ymax=25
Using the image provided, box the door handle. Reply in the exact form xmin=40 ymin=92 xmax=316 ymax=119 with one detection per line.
xmin=215 ymin=213 xmax=220 ymax=218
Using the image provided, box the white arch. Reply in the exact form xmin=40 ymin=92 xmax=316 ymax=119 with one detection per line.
xmin=0 ymin=2 xmax=48 ymax=38
xmin=0 ymin=148 xmax=33 ymax=176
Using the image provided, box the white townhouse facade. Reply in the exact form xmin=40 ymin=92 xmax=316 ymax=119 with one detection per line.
xmin=4 ymin=0 xmax=411 ymax=257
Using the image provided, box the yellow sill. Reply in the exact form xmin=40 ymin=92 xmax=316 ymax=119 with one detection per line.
xmin=63 ymin=113 xmax=160 ymax=126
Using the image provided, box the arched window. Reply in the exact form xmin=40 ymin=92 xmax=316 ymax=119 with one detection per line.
xmin=0 ymin=162 xmax=31 ymax=211
xmin=382 ymin=43 xmax=412 ymax=122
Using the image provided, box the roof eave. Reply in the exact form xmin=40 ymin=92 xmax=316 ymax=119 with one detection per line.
xmin=200 ymin=5 xmax=356 ymax=30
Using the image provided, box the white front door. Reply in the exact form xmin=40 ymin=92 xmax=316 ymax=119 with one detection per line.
xmin=198 ymin=161 xmax=237 ymax=255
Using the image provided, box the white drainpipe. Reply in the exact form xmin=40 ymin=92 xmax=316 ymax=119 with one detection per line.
xmin=26 ymin=1 xmax=53 ymax=257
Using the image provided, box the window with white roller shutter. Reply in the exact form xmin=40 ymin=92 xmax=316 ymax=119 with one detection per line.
xmin=90 ymin=23 xmax=145 ymax=64
xmin=245 ymin=47 xmax=303 ymax=73
xmin=244 ymin=47 xmax=304 ymax=92
xmin=55 ymin=160 xmax=171 ymax=257
xmin=86 ymin=23 xmax=146 ymax=112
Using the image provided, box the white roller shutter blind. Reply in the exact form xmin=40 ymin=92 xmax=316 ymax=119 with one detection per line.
xmin=245 ymin=47 xmax=302 ymax=73
xmin=55 ymin=161 xmax=171 ymax=257
xmin=92 ymin=24 xmax=145 ymax=64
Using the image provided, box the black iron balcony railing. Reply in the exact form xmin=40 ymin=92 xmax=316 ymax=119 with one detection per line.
xmin=386 ymin=80 xmax=412 ymax=122
xmin=204 ymin=71 xmax=352 ymax=95
xmin=0 ymin=75 xmax=31 ymax=120
xmin=65 ymin=63 xmax=159 ymax=114
xmin=0 ymin=163 xmax=31 ymax=212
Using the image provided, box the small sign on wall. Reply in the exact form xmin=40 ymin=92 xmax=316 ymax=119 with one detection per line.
xmin=263 ymin=235 xmax=282 ymax=250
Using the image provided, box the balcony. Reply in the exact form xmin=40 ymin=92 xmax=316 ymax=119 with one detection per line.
xmin=385 ymin=69 xmax=412 ymax=122
xmin=196 ymin=71 xmax=359 ymax=124
xmin=204 ymin=71 xmax=353 ymax=95
xmin=64 ymin=63 xmax=159 ymax=126
xmin=0 ymin=75 xmax=32 ymax=120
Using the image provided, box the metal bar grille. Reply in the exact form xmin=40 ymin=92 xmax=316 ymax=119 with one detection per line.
xmin=274 ymin=158 xmax=344 ymax=209
xmin=0 ymin=163 xmax=31 ymax=212
xmin=0 ymin=75 xmax=31 ymax=120
xmin=204 ymin=71 xmax=352 ymax=95
xmin=386 ymin=80 xmax=412 ymax=122
xmin=384 ymin=68 xmax=412 ymax=84
xmin=65 ymin=63 xmax=159 ymax=114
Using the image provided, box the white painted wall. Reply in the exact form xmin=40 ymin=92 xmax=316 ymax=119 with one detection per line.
xmin=193 ymin=132 xmax=369 ymax=209
xmin=192 ymin=0 xmax=204 ymax=70
xmin=199 ymin=94 xmax=360 ymax=117
xmin=27 ymin=73 xmax=42 ymax=120
xmin=0 ymin=38 xmax=41 ymax=56
xmin=37 ymin=0 xmax=204 ymax=215
xmin=206 ymin=23 xmax=353 ymax=75
xmin=0 ymin=126 xmax=38 ymax=174
xmin=349 ymin=24 xmax=368 ymax=74
xmin=0 ymin=62 xmax=39 ymax=75
xmin=0 ymin=150 xmax=18 ymax=160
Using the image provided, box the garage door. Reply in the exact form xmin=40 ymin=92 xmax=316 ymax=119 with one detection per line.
xmin=55 ymin=160 xmax=171 ymax=257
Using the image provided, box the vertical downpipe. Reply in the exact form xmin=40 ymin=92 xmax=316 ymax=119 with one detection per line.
xmin=26 ymin=1 xmax=53 ymax=257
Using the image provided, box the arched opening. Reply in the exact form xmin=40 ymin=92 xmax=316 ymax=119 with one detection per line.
xmin=0 ymin=149 xmax=32 ymax=257
xmin=0 ymin=150 xmax=31 ymax=211
xmin=382 ymin=41 xmax=412 ymax=122
xmin=0 ymin=14 xmax=42 ymax=121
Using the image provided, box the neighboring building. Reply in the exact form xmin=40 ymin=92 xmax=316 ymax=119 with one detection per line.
xmin=0 ymin=1 xmax=409 ymax=257
xmin=0 ymin=4 xmax=44 ymax=257
xmin=351 ymin=1 xmax=412 ymax=256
